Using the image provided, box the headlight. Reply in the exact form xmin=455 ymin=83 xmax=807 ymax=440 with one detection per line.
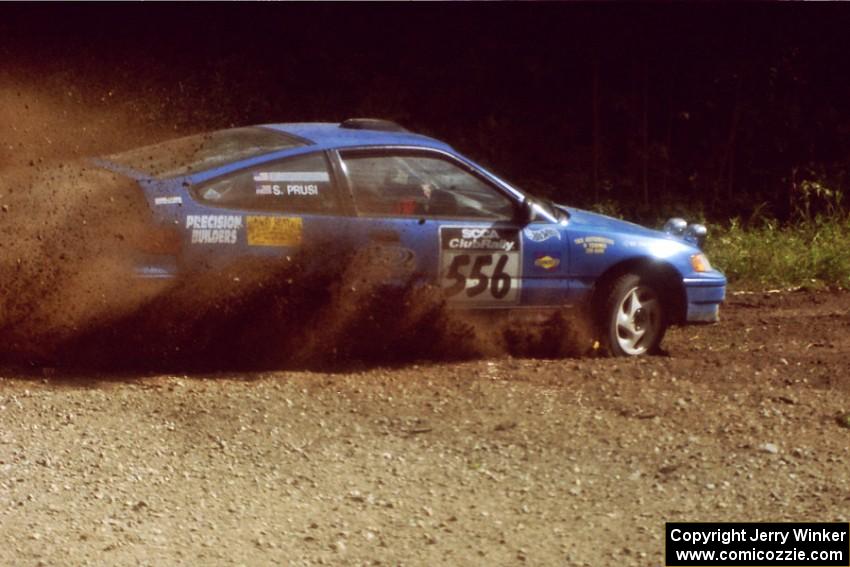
xmin=691 ymin=253 xmax=712 ymax=272
xmin=664 ymin=218 xmax=708 ymax=248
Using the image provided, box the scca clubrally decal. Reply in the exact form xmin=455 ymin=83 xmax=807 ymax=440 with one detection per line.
xmin=439 ymin=227 xmax=521 ymax=304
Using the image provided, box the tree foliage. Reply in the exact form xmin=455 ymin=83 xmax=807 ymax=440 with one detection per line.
xmin=3 ymin=4 xmax=850 ymax=223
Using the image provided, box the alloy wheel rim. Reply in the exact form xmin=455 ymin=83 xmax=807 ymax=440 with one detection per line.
xmin=615 ymin=285 xmax=660 ymax=355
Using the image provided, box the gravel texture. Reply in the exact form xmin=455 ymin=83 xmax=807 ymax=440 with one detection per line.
xmin=1 ymin=289 xmax=849 ymax=566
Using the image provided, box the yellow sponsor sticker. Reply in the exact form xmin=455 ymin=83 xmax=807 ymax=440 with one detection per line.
xmin=246 ymin=216 xmax=303 ymax=247
xmin=534 ymin=255 xmax=561 ymax=270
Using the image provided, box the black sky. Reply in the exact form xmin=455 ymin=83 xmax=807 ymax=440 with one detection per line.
xmin=4 ymin=3 xmax=850 ymax=219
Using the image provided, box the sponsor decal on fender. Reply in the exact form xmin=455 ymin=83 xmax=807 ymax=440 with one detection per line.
xmin=186 ymin=215 xmax=242 ymax=244
xmin=246 ymin=216 xmax=303 ymax=247
xmin=365 ymin=245 xmax=417 ymax=276
xmin=534 ymin=253 xmax=561 ymax=270
xmin=524 ymin=226 xmax=561 ymax=242
xmin=574 ymin=235 xmax=614 ymax=254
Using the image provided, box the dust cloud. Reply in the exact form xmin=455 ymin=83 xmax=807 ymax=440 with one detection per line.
xmin=0 ymin=78 xmax=173 ymax=362
xmin=0 ymin=79 xmax=593 ymax=372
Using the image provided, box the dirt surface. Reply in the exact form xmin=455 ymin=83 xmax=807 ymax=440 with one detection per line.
xmin=1 ymin=289 xmax=849 ymax=567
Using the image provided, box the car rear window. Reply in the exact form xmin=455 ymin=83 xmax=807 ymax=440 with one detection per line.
xmin=105 ymin=127 xmax=306 ymax=179
xmin=193 ymin=151 xmax=342 ymax=215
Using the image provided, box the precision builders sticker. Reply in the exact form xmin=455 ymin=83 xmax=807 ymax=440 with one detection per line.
xmin=186 ymin=215 xmax=242 ymax=244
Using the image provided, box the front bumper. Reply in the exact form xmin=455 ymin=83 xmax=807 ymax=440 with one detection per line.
xmin=682 ymin=276 xmax=726 ymax=323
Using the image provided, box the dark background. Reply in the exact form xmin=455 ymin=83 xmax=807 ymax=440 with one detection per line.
xmin=3 ymin=3 xmax=850 ymax=222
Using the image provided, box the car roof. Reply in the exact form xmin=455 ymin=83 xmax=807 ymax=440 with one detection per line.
xmin=96 ymin=121 xmax=460 ymax=183
xmin=261 ymin=122 xmax=454 ymax=152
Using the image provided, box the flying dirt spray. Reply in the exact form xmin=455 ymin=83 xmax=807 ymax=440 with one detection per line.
xmin=0 ymin=79 xmax=172 ymax=362
xmin=0 ymin=81 xmax=594 ymax=371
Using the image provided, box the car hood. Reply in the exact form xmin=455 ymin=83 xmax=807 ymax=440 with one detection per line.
xmin=560 ymin=206 xmax=667 ymax=239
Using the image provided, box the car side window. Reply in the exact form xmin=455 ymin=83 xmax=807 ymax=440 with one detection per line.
xmin=340 ymin=152 xmax=516 ymax=220
xmin=193 ymin=152 xmax=340 ymax=214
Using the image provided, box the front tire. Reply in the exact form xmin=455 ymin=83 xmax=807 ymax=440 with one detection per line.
xmin=599 ymin=273 xmax=667 ymax=356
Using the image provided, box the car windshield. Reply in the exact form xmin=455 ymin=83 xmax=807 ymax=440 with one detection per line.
xmin=105 ymin=127 xmax=306 ymax=179
xmin=477 ymin=164 xmax=567 ymax=223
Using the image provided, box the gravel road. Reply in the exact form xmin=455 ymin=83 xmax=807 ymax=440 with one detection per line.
xmin=1 ymin=290 xmax=849 ymax=566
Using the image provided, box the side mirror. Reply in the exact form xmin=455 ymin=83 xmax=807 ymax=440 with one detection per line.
xmin=519 ymin=197 xmax=536 ymax=224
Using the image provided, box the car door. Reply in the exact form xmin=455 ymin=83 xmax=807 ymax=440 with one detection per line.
xmin=179 ymin=150 xmax=354 ymax=274
xmin=334 ymin=148 xmax=568 ymax=308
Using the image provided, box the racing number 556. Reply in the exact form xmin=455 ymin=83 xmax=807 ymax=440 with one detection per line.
xmin=444 ymin=253 xmax=512 ymax=299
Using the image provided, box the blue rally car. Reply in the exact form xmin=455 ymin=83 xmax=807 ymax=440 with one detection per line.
xmin=97 ymin=119 xmax=726 ymax=356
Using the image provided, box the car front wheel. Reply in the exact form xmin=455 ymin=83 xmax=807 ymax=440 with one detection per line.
xmin=599 ymin=273 xmax=667 ymax=356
